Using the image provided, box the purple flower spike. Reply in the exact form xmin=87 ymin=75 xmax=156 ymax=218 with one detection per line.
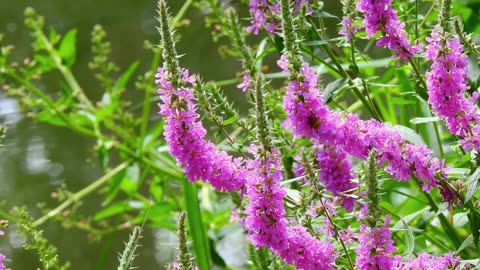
xmin=156 ymin=68 xmax=247 ymax=192
xmin=279 ymin=56 xmax=453 ymax=202
xmin=426 ymin=30 xmax=480 ymax=151
xmin=354 ymin=216 xmax=401 ymax=270
xmin=244 ymin=146 xmax=337 ymax=269
xmin=357 ymin=0 xmax=421 ymax=63
xmin=398 ymin=253 xmax=460 ymax=270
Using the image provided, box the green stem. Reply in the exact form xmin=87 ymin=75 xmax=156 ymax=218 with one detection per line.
xmin=139 ymin=48 xmax=161 ymax=151
xmin=35 ymin=28 xmax=95 ymax=111
xmin=183 ymin=180 xmax=210 ymax=270
xmin=33 ymin=161 xmax=130 ymax=226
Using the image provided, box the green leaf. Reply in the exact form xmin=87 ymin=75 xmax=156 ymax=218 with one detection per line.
xmin=120 ymin=163 xmax=140 ymax=195
xmin=36 ymin=110 xmax=68 ymax=127
xmin=59 ymin=29 xmax=77 ymax=66
xmin=468 ymin=211 xmax=480 ymax=248
xmin=323 ymin=78 xmax=347 ymax=103
xmin=402 ymin=220 xmax=415 ymax=255
xmin=410 ymin=117 xmax=440 ymax=125
xmin=34 ymin=54 xmax=56 ymax=72
xmin=456 ymin=234 xmax=474 ymax=255
xmin=466 ymin=166 xmax=480 ymax=203
xmin=94 ymin=201 xmax=139 ymax=221
xmin=221 ymin=116 xmax=239 ymax=126
xmin=311 ymin=10 xmax=337 ymax=19
xmin=453 ymin=212 xmax=469 ymax=228
xmin=113 ymin=61 xmax=139 ymax=93
xmin=302 ymin=40 xmax=330 ymax=46
xmin=386 ymin=123 xmax=425 ymax=145
xmin=184 ymin=180 xmax=210 ymax=270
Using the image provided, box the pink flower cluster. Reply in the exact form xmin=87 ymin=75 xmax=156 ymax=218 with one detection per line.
xmin=357 ymin=0 xmax=421 ymax=63
xmin=278 ymin=55 xmax=452 ymax=200
xmin=398 ymin=253 xmax=460 ymax=269
xmin=316 ymin=146 xmax=357 ymax=211
xmin=426 ymin=31 xmax=480 ymax=151
xmin=247 ymin=0 xmax=313 ymax=35
xmin=246 ymin=0 xmax=280 ymax=35
xmin=354 ymin=216 xmax=401 ymax=270
xmin=339 ymin=18 xmax=361 ymax=41
xmin=156 ymin=68 xmax=247 ymax=192
xmin=157 ymin=67 xmax=336 ymax=269
xmin=244 ymin=146 xmax=336 ymax=270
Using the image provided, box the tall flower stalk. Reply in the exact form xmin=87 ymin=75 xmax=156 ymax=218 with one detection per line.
xmin=356 ymin=0 xmax=421 ymax=63
xmin=278 ymin=0 xmax=453 ymax=201
xmin=244 ymin=75 xmax=337 ymax=269
xmin=156 ymin=0 xmax=247 ymax=193
xmin=425 ymin=0 xmax=480 ymax=152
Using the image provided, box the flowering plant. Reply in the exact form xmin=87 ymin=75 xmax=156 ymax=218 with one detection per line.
xmin=155 ymin=0 xmax=480 ymax=269
xmin=1 ymin=0 xmax=480 ymax=269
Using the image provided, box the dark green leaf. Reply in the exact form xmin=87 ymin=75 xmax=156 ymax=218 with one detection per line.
xmin=323 ymin=78 xmax=347 ymax=103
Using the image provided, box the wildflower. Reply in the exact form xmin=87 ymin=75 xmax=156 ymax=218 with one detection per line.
xmin=246 ymin=0 xmax=280 ymax=35
xmin=398 ymin=253 xmax=460 ymax=270
xmin=354 ymin=216 xmax=401 ymax=270
xmin=156 ymin=67 xmax=247 ymax=192
xmin=244 ymin=147 xmax=289 ymax=251
xmin=244 ymin=146 xmax=336 ymax=269
xmin=339 ymin=18 xmax=361 ymax=41
xmin=357 ymin=0 xmax=421 ymax=63
xmin=279 ymin=56 xmax=453 ymax=202
xmin=316 ymin=147 xmax=357 ymax=211
xmin=425 ymin=30 xmax=480 ymax=151
xmin=236 ymin=74 xmax=251 ymax=92
xmin=247 ymin=0 xmax=314 ymax=35
xmin=339 ymin=226 xmax=354 ymax=245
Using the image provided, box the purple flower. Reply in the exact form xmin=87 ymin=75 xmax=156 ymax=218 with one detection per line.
xmin=236 ymin=74 xmax=251 ymax=92
xmin=247 ymin=0 xmax=314 ymax=35
xmin=354 ymin=216 xmax=401 ymax=270
xmin=398 ymin=253 xmax=460 ymax=270
xmin=426 ymin=30 xmax=480 ymax=151
xmin=357 ymin=0 xmax=421 ymax=63
xmin=279 ymin=56 xmax=453 ymax=202
xmin=316 ymin=146 xmax=358 ymax=211
xmin=339 ymin=17 xmax=361 ymax=41
xmin=244 ymin=146 xmax=289 ymax=250
xmin=246 ymin=0 xmax=280 ymax=35
xmin=156 ymin=67 xmax=247 ymax=192
xmin=244 ymin=146 xmax=337 ymax=269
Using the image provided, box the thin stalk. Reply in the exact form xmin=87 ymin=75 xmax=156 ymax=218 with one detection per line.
xmin=33 ymin=161 xmax=130 ymax=226
xmin=319 ymin=199 xmax=354 ymax=270
xmin=139 ymin=49 xmax=161 ymax=151
xmin=34 ymin=28 xmax=95 ymax=111
xmin=183 ymin=180 xmax=210 ymax=270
